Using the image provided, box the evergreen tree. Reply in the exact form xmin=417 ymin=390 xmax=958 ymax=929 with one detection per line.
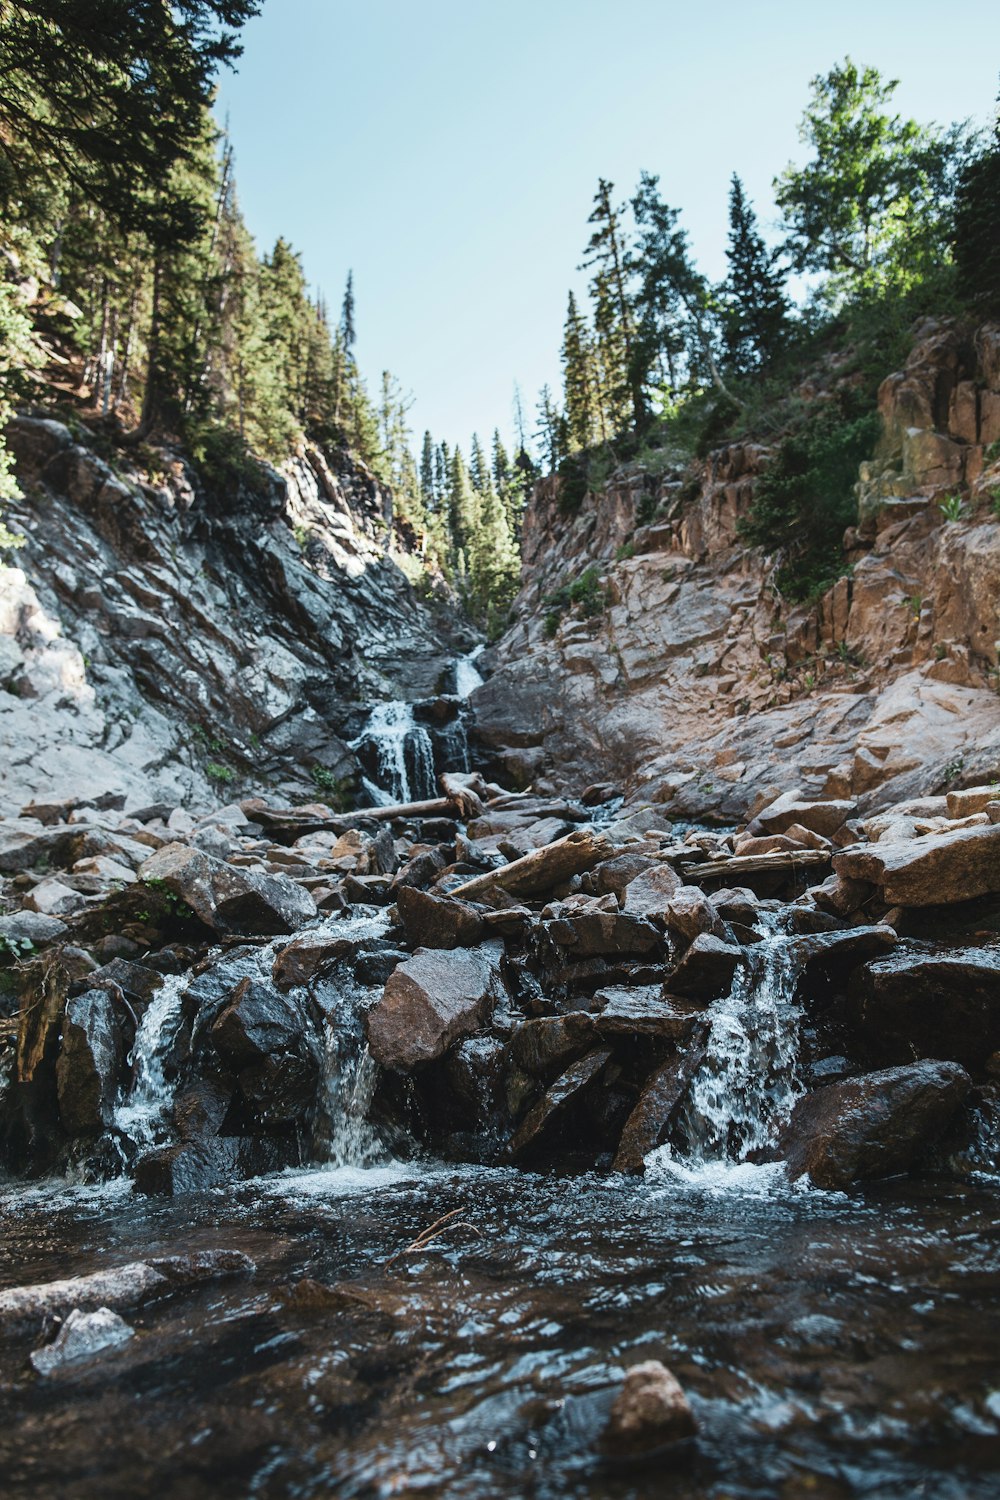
xmin=561 ymin=289 xmax=600 ymax=449
xmin=534 ymin=384 xmax=566 ymax=472
xmin=469 ymin=432 xmax=490 ymax=494
xmin=722 ymin=174 xmax=789 ymax=374
xmin=581 ymin=178 xmax=643 ymax=428
xmin=419 ymin=429 xmax=437 ymax=511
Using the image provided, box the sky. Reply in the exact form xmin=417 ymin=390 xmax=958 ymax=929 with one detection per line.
xmin=216 ymin=0 xmax=1000 ymax=458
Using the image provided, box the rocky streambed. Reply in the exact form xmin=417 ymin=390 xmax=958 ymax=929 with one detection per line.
xmin=1 ymin=768 xmax=1000 ymax=1493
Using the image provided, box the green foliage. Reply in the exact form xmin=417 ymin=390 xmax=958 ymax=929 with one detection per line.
xmin=543 ymin=564 xmax=608 ymax=629
xmin=309 ymin=766 xmax=349 ymax=808
xmin=939 ymin=494 xmax=964 ymax=522
xmin=0 ymin=933 xmax=34 ymax=963
xmin=188 ymin=422 xmax=270 ymax=502
xmin=205 ymin=761 xmax=235 ymax=783
xmin=953 ymin=98 xmax=1000 ymax=311
xmin=722 ymin=175 xmax=790 ymax=373
xmin=739 ymin=404 xmax=881 ymax=600
xmin=615 ymin=541 xmax=635 ymax=561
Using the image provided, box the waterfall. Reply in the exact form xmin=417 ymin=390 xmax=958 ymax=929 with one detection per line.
xmin=650 ymin=912 xmax=806 ymax=1182
xmin=350 ymin=700 xmax=436 ymax=805
xmin=453 ymin=644 xmax=485 ymax=699
xmin=114 ymin=974 xmax=188 ymax=1152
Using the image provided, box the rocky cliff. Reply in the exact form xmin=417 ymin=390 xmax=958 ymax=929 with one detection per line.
xmin=474 ymin=320 xmax=1000 ymax=821
xmin=0 ymin=417 xmax=473 ymax=815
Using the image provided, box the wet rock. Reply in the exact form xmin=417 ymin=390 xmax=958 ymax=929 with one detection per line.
xmin=668 ymin=934 xmax=744 ymax=1000
xmin=0 ymin=1250 xmax=255 ymax=1331
xmin=789 ymin=925 xmax=898 ymax=990
xmin=598 ymin=1360 xmax=698 ymax=1457
xmin=833 ymin=824 xmax=1000 ymax=907
xmin=510 ymin=1013 xmax=596 ymax=1075
xmin=0 ymin=911 xmax=67 ymax=950
xmin=56 ymin=989 xmax=123 ymax=1134
xmin=593 ymin=987 xmax=704 ymax=1041
xmin=780 ymin=1061 xmax=972 ymax=1189
xmin=30 ymin=1307 xmax=135 ymax=1376
xmin=585 ymin=850 xmax=659 ymax=899
xmin=848 ymin=951 xmax=1000 ymax=1071
xmin=710 ymin=887 xmax=760 ymax=926
xmin=271 ymin=930 xmax=368 ymax=989
xmin=509 ymin=1047 xmax=612 ymax=1159
xmin=352 ymin=945 xmax=407 ymax=987
xmin=211 ymin=977 xmax=320 ymax=1124
xmin=342 ymin=873 xmax=392 ymax=905
xmin=663 ymin=886 xmax=731 ymax=943
xmin=139 ymin=842 xmax=317 ymax=934
xmin=366 ymin=942 xmax=505 ymax=1070
xmin=613 ymin=1040 xmax=709 ymax=1173
xmin=808 ymin=872 xmax=874 ymax=918
xmin=395 ymin=885 xmax=486 ymax=949
xmin=390 ymin=846 xmax=448 ymax=891
xmin=542 ymin=895 xmax=661 ymax=957
xmin=619 ymin=863 xmax=683 ymax=917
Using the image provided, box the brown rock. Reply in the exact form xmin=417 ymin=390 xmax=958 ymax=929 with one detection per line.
xmin=509 ymin=1047 xmax=611 ymax=1158
xmin=780 ymin=1061 xmax=971 ymax=1189
xmin=365 ymin=942 xmax=505 ymax=1070
xmin=598 ymin=1360 xmax=697 ymax=1458
xmin=395 ymin=885 xmax=486 ymax=949
xmin=663 ymin=886 xmax=730 ymax=943
xmin=946 ymin=785 xmax=1000 ymax=819
xmin=833 ymin=823 xmax=1000 ymax=906
xmin=138 ymin=843 xmax=317 ymax=934
xmin=509 ymin=1013 xmax=596 ymax=1075
xmin=848 ymin=951 xmax=1000 ymax=1070
xmin=618 ymin=862 xmax=683 ymax=916
xmin=613 ymin=1039 xmax=708 ymax=1173
xmin=668 ymin=933 xmax=743 ymax=1000
xmin=593 ymin=987 xmax=704 ymax=1041
xmin=754 ymin=794 xmax=856 ymax=839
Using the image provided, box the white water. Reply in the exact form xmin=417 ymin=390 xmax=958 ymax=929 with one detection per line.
xmin=114 ymin=973 xmax=188 ymax=1151
xmin=351 ymin=699 xmax=436 ymax=805
xmin=453 ymin=645 xmax=485 ymax=699
xmin=651 ymin=911 xmax=807 ymax=1183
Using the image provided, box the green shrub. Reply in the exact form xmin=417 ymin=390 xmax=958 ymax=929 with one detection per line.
xmin=205 ymin=761 xmax=235 ymax=784
xmin=738 ymin=404 xmax=881 ymax=602
xmin=939 ymin=494 xmax=964 ymax=522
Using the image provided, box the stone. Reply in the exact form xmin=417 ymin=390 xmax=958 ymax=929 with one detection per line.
xmin=395 ymin=885 xmax=486 ymax=949
xmin=833 ymin=824 xmax=1000 ymax=907
xmin=138 ymin=842 xmax=317 ymax=934
xmin=211 ymin=977 xmax=320 ymax=1124
xmin=271 ymin=930 xmax=368 ymax=989
xmin=808 ymin=872 xmax=874 ymax=918
xmin=613 ymin=1040 xmax=709 ymax=1174
xmin=787 ymin=925 xmax=898 ymax=988
xmin=662 ymin=886 xmax=731 ymax=943
xmin=668 ymin=933 xmax=743 ymax=1000
xmin=946 ymin=785 xmax=1000 ymax=818
xmin=780 ymin=1061 xmax=972 ymax=1189
xmin=30 ymin=1307 xmax=135 ymax=1376
xmin=0 ymin=911 xmax=67 ymax=950
xmin=598 ymin=1360 xmax=697 ymax=1457
xmin=0 ymin=1250 xmax=255 ymax=1331
xmin=509 ymin=1013 xmax=596 ymax=1075
xmin=618 ymin=862 xmax=683 ymax=917
xmin=848 ymin=951 xmax=1000 ymax=1071
xmin=366 ymin=942 xmax=505 ymax=1070
xmin=509 ymin=1047 xmax=612 ymax=1159
xmin=592 ymin=986 xmax=703 ymax=1041
xmin=23 ymin=878 xmax=88 ymax=916
xmin=542 ymin=898 xmax=661 ymax=957
xmin=56 ymin=989 xmax=123 ymax=1134
xmin=754 ymin=794 xmax=857 ymax=839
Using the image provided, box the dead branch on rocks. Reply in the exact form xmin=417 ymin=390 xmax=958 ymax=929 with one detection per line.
xmin=679 ymin=848 xmax=831 ymax=882
xmin=384 ymin=1208 xmax=481 ymax=1268
xmin=450 ymin=828 xmax=612 ymax=900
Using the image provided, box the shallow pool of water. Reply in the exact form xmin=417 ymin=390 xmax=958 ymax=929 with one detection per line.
xmin=1 ymin=1162 xmax=998 ymax=1498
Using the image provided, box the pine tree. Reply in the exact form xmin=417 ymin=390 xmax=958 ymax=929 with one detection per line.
xmin=534 ymin=384 xmax=566 ymax=472
xmin=581 ymin=178 xmax=643 ymax=430
xmin=722 ymin=174 xmax=789 ymax=374
xmin=469 ymin=432 xmax=490 ymax=494
xmin=561 ymin=289 xmax=600 ymax=449
xmin=420 ymin=430 xmax=437 ymax=512
xmin=954 ymin=97 xmax=1000 ymax=311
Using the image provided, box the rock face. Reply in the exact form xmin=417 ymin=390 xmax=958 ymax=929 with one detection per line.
xmin=1 ymin=416 xmax=467 ymax=814
xmin=366 ymin=942 xmax=505 ymax=1069
xmin=55 ymin=989 xmax=122 ymax=1134
xmin=848 ymin=952 xmax=1000 ymax=1070
xmin=474 ymin=320 xmax=1000 ymax=820
xmin=781 ymin=1062 xmax=972 ymax=1189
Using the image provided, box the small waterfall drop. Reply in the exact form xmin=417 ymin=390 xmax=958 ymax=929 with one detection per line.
xmin=651 ymin=911 xmax=807 ymax=1183
xmin=350 ymin=700 xmax=436 ymax=806
xmin=114 ymin=974 xmax=188 ymax=1152
xmin=453 ymin=644 xmax=485 ymax=699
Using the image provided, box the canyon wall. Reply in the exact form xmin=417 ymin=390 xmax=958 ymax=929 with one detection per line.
xmin=474 ymin=321 xmax=1000 ymax=820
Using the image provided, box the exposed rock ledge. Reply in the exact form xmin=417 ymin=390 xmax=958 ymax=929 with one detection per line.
xmin=473 ymin=320 xmax=1000 ymax=821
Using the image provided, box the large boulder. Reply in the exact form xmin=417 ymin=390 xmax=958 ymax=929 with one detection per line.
xmin=55 ymin=989 xmax=123 ymax=1134
xmin=211 ymin=977 xmax=321 ymax=1124
xmin=365 ymin=941 xmax=505 ymax=1070
xmin=848 ymin=951 xmax=1000 ymax=1070
xmin=752 ymin=793 xmax=857 ymax=839
xmin=395 ymin=886 xmax=486 ymax=949
xmin=780 ymin=1061 xmax=971 ymax=1189
xmin=668 ymin=933 xmax=743 ymax=1000
xmin=139 ymin=843 xmax=317 ymax=934
xmin=832 ymin=824 xmax=1000 ymax=907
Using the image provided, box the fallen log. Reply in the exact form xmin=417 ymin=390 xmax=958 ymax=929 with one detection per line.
xmin=450 ymin=828 xmax=612 ymax=899
xmin=679 ymin=848 xmax=831 ymax=882
xmin=439 ymin=773 xmax=485 ymax=821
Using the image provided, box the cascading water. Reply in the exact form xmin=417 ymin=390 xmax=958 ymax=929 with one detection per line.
xmin=114 ymin=973 xmax=188 ymax=1153
xmin=453 ymin=644 xmax=485 ymax=699
xmin=651 ymin=910 xmax=807 ymax=1182
xmin=350 ymin=700 xmax=436 ymax=806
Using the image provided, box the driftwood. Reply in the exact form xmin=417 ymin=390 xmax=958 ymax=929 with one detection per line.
xmin=450 ymin=828 xmax=612 ymax=899
xmin=679 ymin=848 xmax=831 ymax=882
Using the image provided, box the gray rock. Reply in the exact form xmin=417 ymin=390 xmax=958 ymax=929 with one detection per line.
xmin=0 ymin=910 xmax=67 ymax=949
xmin=30 ymin=1307 xmax=135 ymax=1376
xmin=139 ymin=842 xmax=317 ymax=934
xmin=0 ymin=1250 xmax=255 ymax=1331
xmin=56 ymin=989 xmax=123 ymax=1134
xmin=668 ymin=933 xmax=744 ymax=1000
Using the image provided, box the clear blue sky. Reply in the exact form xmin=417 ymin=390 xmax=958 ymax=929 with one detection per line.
xmin=216 ymin=0 xmax=1000 ymax=458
